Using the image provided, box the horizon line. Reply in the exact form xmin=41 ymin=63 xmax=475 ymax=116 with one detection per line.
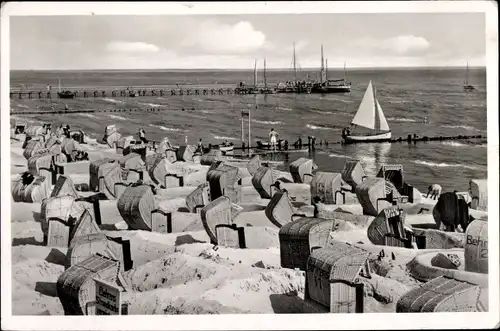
xmin=11 ymin=65 xmax=487 ymax=72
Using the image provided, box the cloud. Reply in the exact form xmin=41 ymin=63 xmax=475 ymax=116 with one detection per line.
xmin=180 ymin=20 xmax=267 ymax=54
xmin=390 ymin=35 xmax=430 ymax=54
xmin=354 ymin=35 xmax=431 ymax=55
xmin=106 ymin=41 xmax=160 ymax=53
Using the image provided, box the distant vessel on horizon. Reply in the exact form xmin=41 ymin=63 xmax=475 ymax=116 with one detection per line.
xmin=342 ymin=80 xmax=391 ymax=144
xmin=311 ymin=45 xmax=351 ymax=94
xmin=463 ymin=62 xmax=475 ymax=91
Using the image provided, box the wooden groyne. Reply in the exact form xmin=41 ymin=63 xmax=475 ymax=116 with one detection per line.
xmin=230 ymin=134 xmax=485 ymax=150
xmin=10 ymin=107 xmax=485 ymax=147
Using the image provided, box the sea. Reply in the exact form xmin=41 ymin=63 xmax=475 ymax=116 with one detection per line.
xmin=9 ymin=67 xmax=488 ymax=193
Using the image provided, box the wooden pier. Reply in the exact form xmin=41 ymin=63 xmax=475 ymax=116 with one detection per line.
xmin=8 ymin=86 xmax=277 ymax=99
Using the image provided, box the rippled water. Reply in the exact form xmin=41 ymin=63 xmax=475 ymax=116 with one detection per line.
xmin=10 ymin=68 xmax=487 ymax=192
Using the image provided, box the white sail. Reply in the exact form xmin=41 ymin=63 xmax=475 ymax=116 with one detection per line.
xmin=351 ymin=81 xmax=376 ymax=130
xmin=375 ymin=99 xmax=390 ymax=131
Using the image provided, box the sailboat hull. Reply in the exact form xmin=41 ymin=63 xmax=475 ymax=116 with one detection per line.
xmin=343 ymin=132 xmax=392 ymax=144
xmin=57 ymin=92 xmax=75 ymax=99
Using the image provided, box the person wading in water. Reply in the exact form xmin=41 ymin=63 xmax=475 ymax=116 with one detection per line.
xmin=269 ymin=128 xmax=279 ymax=152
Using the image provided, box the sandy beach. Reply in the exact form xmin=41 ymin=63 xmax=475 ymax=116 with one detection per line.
xmin=9 ymin=128 xmax=489 ymax=316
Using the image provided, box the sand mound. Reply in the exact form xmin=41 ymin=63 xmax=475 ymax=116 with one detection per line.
xmin=333 ymin=219 xmax=358 ymax=232
xmin=161 ymin=297 xmax=247 ymax=314
xmin=11 ymin=202 xmax=41 ymax=223
xmin=12 ymin=279 xmax=65 ymax=316
xmin=200 ymin=269 xmax=305 ymax=313
xmin=12 ymin=246 xmax=67 ymax=265
xmin=12 ymin=221 xmax=44 ymax=246
xmin=12 ymin=258 xmax=66 ymax=315
xmin=12 ymin=259 xmax=65 ymax=291
xmin=124 ymin=250 xmax=232 ymax=291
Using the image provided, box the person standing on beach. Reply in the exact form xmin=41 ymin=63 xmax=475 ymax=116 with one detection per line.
xmin=427 ymin=184 xmax=442 ymax=200
xmin=197 ymin=138 xmax=204 ymax=153
xmin=139 ymin=128 xmax=148 ymax=144
xmin=269 ymin=128 xmax=279 ymax=152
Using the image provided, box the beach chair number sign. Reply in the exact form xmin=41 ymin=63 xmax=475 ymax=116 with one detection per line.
xmin=94 ymin=278 xmax=122 ymax=315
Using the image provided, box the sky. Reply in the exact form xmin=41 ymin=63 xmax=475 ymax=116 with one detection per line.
xmin=9 ymin=13 xmax=487 ymax=70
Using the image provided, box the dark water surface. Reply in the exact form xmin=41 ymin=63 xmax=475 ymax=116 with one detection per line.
xmin=10 ymin=68 xmax=487 ymax=192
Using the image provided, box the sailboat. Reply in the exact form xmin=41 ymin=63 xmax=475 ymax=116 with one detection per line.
xmin=57 ymin=78 xmax=75 ymax=99
xmin=463 ymin=62 xmax=475 ymax=91
xmin=248 ymin=59 xmax=259 ymax=94
xmin=276 ymin=43 xmax=311 ymax=94
xmin=312 ymin=45 xmax=351 ymax=93
xmin=343 ymin=81 xmax=391 ymax=143
xmin=261 ymin=58 xmax=275 ymax=94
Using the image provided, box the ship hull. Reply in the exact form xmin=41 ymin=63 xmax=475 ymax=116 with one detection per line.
xmin=343 ymin=131 xmax=392 ymax=144
xmin=220 ymin=145 xmax=234 ymax=152
xmin=57 ymin=94 xmax=75 ymax=99
xmin=276 ymin=88 xmax=311 ymax=94
xmin=312 ymin=85 xmax=351 ymax=93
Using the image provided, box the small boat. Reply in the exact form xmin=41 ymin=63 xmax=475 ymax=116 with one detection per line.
xmin=312 ymin=79 xmax=351 ymax=93
xmin=463 ymin=62 xmax=475 ymax=91
xmin=311 ymin=45 xmax=351 ymax=94
xmin=219 ymin=144 xmax=234 ymax=153
xmin=57 ymin=91 xmax=75 ymax=99
xmin=56 ymin=79 xmax=75 ymax=99
xmin=343 ymin=81 xmax=391 ymax=144
xmin=209 ymin=142 xmax=234 ymax=155
xmin=275 ymin=43 xmax=312 ymax=94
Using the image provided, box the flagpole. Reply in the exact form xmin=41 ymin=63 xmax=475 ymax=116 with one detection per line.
xmin=248 ymin=102 xmax=252 ymax=156
xmin=241 ymin=111 xmax=245 ymax=145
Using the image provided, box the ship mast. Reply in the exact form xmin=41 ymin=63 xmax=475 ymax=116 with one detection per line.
xmin=320 ymin=44 xmax=324 ymax=84
xmin=293 ymin=42 xmax=297 ymax=83
xmin=264 ymin=58 xmax=267 ymax=88
xmin=253 ymin=59 xmax=258 ymax=87
xmin=465 ymin=61 xmax=469 ymax=85
xmin=344 ymin=62 xmax=347 ymax=81
xmin=325 ymin=59 xmax=328 ymax=82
